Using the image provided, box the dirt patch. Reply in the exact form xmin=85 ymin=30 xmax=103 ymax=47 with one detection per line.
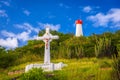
xmin=8 ymin=70 xmax=24 ymax=75
xmin=100 ymin=68 xmax=112 ymax=70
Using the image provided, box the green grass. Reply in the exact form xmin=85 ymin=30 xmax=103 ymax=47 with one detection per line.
xmin=52 ymin=58 xmax=112 ymax=80
xmin=0 ymin=58 xmax=112 ymax=80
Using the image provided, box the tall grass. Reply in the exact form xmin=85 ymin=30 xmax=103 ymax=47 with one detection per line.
xmin=111 ymin=52 xmax=120 ymax=80
xmin=0 ymin=58 xmax=112 ymax=80
xmin=52 ymin=58 xmax=112 ymax=80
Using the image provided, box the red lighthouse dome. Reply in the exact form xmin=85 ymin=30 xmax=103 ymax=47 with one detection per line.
xmin=75 ymin=20 xmax=82 ymax=24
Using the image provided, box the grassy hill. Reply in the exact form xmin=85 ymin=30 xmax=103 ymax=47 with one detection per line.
xmin=0 ymin=58 xmax=112 ymax=80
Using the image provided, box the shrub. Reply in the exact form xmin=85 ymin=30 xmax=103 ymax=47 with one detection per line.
xmin=20 ymin=68 xmax=46 ymax=80
xmin=0 ymin=53 xmax=17 ymax=68
xmin=20 ymin=68 xmax=59 ymax=80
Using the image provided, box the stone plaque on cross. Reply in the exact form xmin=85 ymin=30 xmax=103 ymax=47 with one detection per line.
xmin=36 ymin=27 xmax=59 ymax=64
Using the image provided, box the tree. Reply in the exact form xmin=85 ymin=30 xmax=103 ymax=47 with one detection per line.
xmin=0 ymin=46 xmax=6 ymax=54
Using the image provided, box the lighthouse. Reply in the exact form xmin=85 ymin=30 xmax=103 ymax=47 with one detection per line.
xmin=75 ymin=20 xmax=83 ymax=37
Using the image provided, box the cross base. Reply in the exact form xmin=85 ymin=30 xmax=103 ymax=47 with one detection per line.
xmin=25 ymin=62 xmax=67 ymax=72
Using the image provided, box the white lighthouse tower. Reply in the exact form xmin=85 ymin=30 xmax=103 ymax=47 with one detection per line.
xmin=75 ymin=20 xmax=83 ymax=37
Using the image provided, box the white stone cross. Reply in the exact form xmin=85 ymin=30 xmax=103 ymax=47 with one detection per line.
xmin=36 ymin=27 xmax=59 ymax=64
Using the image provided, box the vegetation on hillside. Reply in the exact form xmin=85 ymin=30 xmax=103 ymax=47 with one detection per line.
xmin=0 ymin=30 xmax=120 ymax=68
xmin=0 ymin=30 xmax=120 ymax=80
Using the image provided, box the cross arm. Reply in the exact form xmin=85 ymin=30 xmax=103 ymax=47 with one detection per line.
xmin=36 ymin=36 xmax=44 ymax=40
xmin=51 ymin=35 xmax=59 ymax=39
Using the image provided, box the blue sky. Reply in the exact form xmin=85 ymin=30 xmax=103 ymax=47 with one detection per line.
xmin=0 ymin=0 xmax=120 ymax=49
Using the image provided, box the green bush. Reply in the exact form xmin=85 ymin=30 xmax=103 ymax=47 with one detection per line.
xmin=0 ymin=53 xmax=17 ymax=68
xmin=20 ymin=68 xmax=59 ymax=80
xmin=14 ymin=54 xmax=41 ymax=65
xmin=20 ymin=68 xmax=46 ymax=80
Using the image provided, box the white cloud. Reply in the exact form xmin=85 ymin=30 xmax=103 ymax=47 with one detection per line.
xmin=38 ymin=23 xmax=60 ymax=31
xmin=0 ymin=29 xmax=38 ymax=49
xmin=1 ymin=30 xmax=15 ymax=37
xmin=0 ymin=22 xmax=60 ymax=49
xmin=17 ymin=31 xmax=31 ymax=41
xmin=0 ymin=10 xmax=8 ymax=17
xmin=87 ymin=8 xmax=120 ymax=28
xmin=23 ymin=10 xmax=30 ymax=16
xmin=1 ymin=30 xmax=31 ymax=42
xmin=0 ymin=23 xmax=40 ymax=48
xmin=0 ymin=38 xmax=18 ymax=49
xmin=1 ymin=1 xmax=10 ymax=6
xmin=14 ymin=23 xmax=40 ymax=33
xmin=88 ymin=13 xmax=109 ymax=27
xmin=0 ymin=22 xmax=40 ymax=49
xmin=83 ymin=6 xmax=92 ymax=13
